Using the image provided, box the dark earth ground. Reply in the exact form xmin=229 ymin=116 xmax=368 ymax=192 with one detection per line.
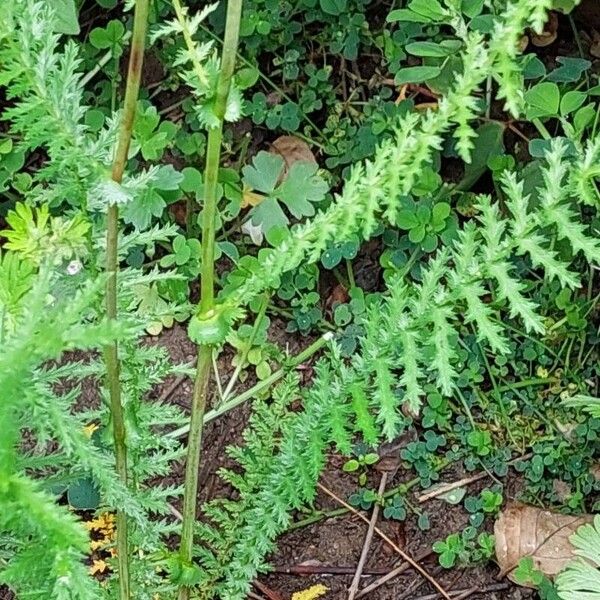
xmin=154 ymin=324 xmax=535 ymax=600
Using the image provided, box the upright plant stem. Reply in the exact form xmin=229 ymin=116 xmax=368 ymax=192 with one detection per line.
xmin=177 ymin=2 xmax=243 ymax=598
xmin=104 ymin=2 xmax=150 ymax=598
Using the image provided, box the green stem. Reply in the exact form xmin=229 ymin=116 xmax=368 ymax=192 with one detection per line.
xmin=220 ymin=294 xmax=269 ymax=402
xmin=532 ymin=117 xmax=552 ymax=140
xmin=346 ymin=259 xmax=356 ymax=289
xmin=177 ymin=2 xmax=243 ymax=598
xmin=196 ymin=23 xmax=327 ymax=147
xmin=103 ymin=2 xmax=150 ymax=599
xmin=166 ymin=333 xmax=332 ymax=441
xmin=494 ymin=377 xmax=555 ymax=394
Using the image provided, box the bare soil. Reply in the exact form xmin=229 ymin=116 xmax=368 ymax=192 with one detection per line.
xmin=152 ymin=324 xmax=534 ymax=600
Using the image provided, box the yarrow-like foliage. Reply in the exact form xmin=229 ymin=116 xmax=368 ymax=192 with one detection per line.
xmin=0 ymin=0 xmax=183 ymax=216
xmin=0 ymin=0 xmax=107 ymax=209
xmin=189 ymin=0 xmax=600 ymax=595
xmin=0 ymin=231 xmax=191 ymax=597
xmin=0 ymin=2 xmax=190 ymax=597
xmin=195 ymin=138 xmax=600 ymax=598
xmin=556 ymin=515 xmax=600 ymax=600
xmin=0 ymin=257 xmax=116 ymax=599
xmin=152 ymin=0 xmax=242 ymax=128
xmin=2 ymin=0 xmax=597 ymax=598
xmin=217 ymin=0 xmax=563 ymax=326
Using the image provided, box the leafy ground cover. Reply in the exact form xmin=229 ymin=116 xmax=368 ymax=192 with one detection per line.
xmin=1 ymin=1 xmax=600 ymax=599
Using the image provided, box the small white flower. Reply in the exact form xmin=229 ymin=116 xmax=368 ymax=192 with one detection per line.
xmin=66 ymin=260 xmax=82 ymax=275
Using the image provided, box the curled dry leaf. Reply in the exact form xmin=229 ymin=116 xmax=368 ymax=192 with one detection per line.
xmin=325 ymin=282 xmax=349 ymax=312
xmin=530 ymin=11 xmax=558 ymax=47
xmin=590 ymin=30 xmax=600 ymax=59
xmin=494 ymin=503 xmax=594 ymax=585
xmin=270 ymin=135 xmax=317 ymax=178
xmin=241 ymin=220 xmax=264 ymax=245
xmin=240 ymin=189 xmax=264 ymax=209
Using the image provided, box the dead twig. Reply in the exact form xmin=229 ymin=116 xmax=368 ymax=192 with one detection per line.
xmin=413 ymin=583 xmax=510 ymax=600
xmin=252 ymin=581 xmax=284 ymax=600
xmin=273 ymin=565 xmax=391 ymax=576
xmin=397 ymin=577 xmax=427 ymax=600
xmin=158 ymin=374 xmax=187 ymax=403
xmin=417 ymin=454 xmax=532 ymax=503
xmin=354 ymin=549 xmax=433 ymax=599
xmin=452 ymin=588 xmax=479 ymax=600
xmin=348 ymin=472 xmax=388 ymax=600
xmin=317 ymin=482 xmax=452 ymax=600
xmin=167 ymin=503 xmax=183 ymax=521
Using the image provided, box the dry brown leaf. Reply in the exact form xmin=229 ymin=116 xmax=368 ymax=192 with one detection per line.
xmin=270 ymin=135 xmax=317 ymax=179
xmin=325 ymin=282 xmax=349 ymax=311
xmin=590 ymin=30 xmax=600 ymax=59
xmin=168 ymin=200 xmax=188 ymax=227
xmin=530 ymin=12 xmax=558 ymax=47
xmin=494 ymin=503 xmax=594 ymax=585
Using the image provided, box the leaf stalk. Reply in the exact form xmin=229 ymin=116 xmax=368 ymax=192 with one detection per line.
xmin=104 ymin=1 xmax=150 ymax=598
xmin=177 ymin=2 xmax=243 ymax=598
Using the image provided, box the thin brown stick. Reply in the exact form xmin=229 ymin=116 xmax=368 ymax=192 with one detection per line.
xmin=273 ymin=565 xmax=392 ymax=576
xmin=348 ymin=472 xmax=388 ymax=600
xmin=452 ymin=588 xmax=479 ymax=600
xmin=252 ymin=581 xmax=284 ymax=600
xmin=158 ymin=374 xmax=187 ymax=403
xmin=397 ymin=577 xmax=427 ymax=600
xmin=417 ymin=472 xmax=489 ymax=504
xmin=354 ymin=550 xmax=433 ymax=599
xmin=317 ymin=483 xmax=452 ymax=600
xmin=413 ymin=583 xmax=509 ymax=600
xmin=416 ymin=454 xmax=532 ymax=503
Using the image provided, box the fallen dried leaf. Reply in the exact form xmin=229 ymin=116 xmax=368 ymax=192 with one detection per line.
xmin=168 ymin=200 xmax=188 ymax=227
xmin=89 ymin=559 xmax=109 ymax=576
xmin=494 ymin=503 xmax=594 ymax=585
xmin=325 ymin=283 xmax=349 ymax=311
xmin=552 ymin=479 xmax=572 ymax=503
xmin=530 ymin=12 xmax=558 ymax=47
xmin=270 ymin=135 xmax=317 ymax=179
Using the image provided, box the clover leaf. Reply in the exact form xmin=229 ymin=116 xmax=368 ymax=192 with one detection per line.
xmin=396 ymin=199 xmax=452 ymax=252
xmin=242 ymin=151 xmax=328 ymax=242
